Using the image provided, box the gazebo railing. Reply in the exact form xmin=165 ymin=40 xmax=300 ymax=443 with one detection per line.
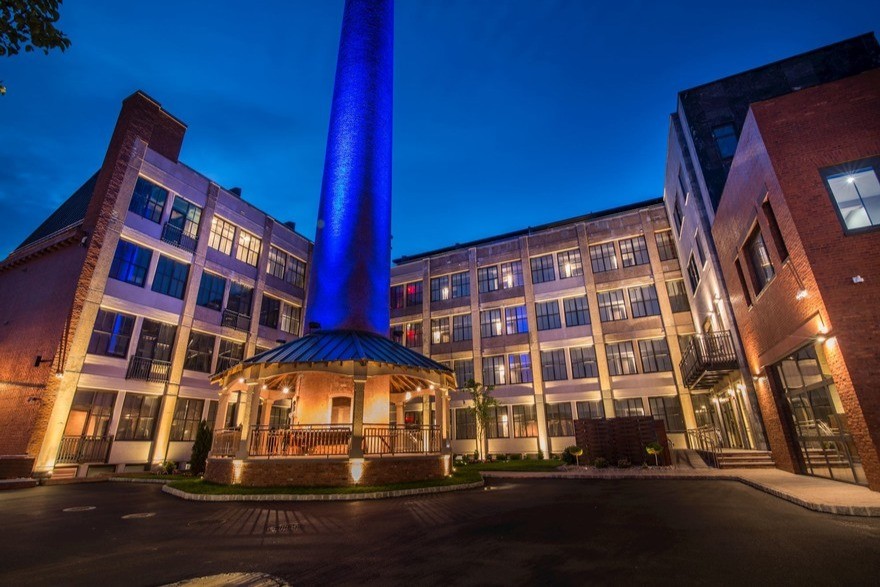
xmin=211 ymin=427 xmax=240 ymax=457
xmin=363 ymin=425 xmax=440 ymax=455
xmin=249 ymin=425 xmax=352 ymax=457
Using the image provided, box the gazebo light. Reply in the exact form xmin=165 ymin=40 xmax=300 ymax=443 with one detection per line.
xmin=238 ymin=377 xmax=245 ymax=384
xmin=282 ymin=387 xmax=290 ymax=394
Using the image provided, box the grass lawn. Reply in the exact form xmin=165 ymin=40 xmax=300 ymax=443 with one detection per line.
xmin=466 ymin=459 xmax=564 ymax=472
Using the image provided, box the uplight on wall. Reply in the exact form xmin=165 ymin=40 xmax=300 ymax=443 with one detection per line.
xmin=796 ymin=289 xmax=808 ymax=300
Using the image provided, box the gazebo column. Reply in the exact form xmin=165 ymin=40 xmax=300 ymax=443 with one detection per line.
xmin=349 ymin=373 xmax=367 ymax=458
xmin=236 ymin=382 xmax=261 ymax=458
xmin=436 ymin=387 xmax=450 ymax=454
xmin=421 ymin=393 xmax=433 ymax=451
xmin=215 ymin=391 xmax=231 ymax=431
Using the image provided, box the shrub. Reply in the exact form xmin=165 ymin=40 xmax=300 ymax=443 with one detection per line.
xmin=537 ymin=449 xmax=544 ymax=461
xmin=594 ymin=457 xmax=609 ymax=469
xmin=157 ymin=460 xmax=176 ymax=475
xmin=617 ymin=457 xmax=631 ymax=469
xmin=189 ymin=420 xmax=213 ymax=475
xmin=562 ymin=449 xmax=576 ymax=465
xmin=510 ymin=453 xmax=522 ymax=461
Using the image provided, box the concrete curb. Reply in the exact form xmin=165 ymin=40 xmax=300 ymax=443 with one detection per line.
xmin=109 ymin=477 xmax=174 ymax=484
xmin=0 ymin=478 xmax=39 ymax=491
xmin=161 ymin=480 xmax=485 ymax=502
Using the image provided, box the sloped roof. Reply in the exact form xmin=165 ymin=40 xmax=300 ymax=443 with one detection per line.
xmin=17 ymin=172 xmax=98 ymax=250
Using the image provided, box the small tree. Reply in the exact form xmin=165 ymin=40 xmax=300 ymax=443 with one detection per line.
xmin=646 ymin=441 xmax=664 ymax=467
xmin=190 ymin=420 xmax=213 ymax=475
xmin=463 ymin=379 xmax=497 ymax=462
xmin=567 ymin=445 xmax=584 ymax=467
xmin=1 ymin=0 xmax=72 ymax=95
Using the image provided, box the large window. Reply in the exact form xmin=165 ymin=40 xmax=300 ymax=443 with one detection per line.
xmin=649 ymin=396 xmax=685 ymax=432
xmin=135 ymin=319 xmax=176 ymax=362
xmin=510 ymin=405 xmax=536 ymax=438
xmin=535 ymin=300 xmax=561 ymax=331
xmin=235 ymin=230 xmax=262 ymax=266
xmin=455 ymin=409 xmax=476 ymax=440
xmin=597 ymin=289 xmax=627 ymax=322
xmin=184 ymin=331 xmax=215 ymax=373
xmin=109 ymin=240 xmax=152 ymax=287
xmin=556 ymin=249 xmax=584 ymax=279
xmin=822 ymin=162 xmax=880 ymax=232
xmin=563 ymin=296 xmax=590 ymax=327
xmin=745 ymin=228 xmax=774 ymax=293
xmin=151 ymin=255 xmax=189 ymax=299
xmin=485 ymin=406 xmax=509 ymax=438
xmin=639 ymin=338 xmax=672 ymax=372
xmin=279 ymin=303 xmax=302 ymax=335
xmin=480 ymin=308 xmax=503 ymax=338
xmin=570 ymin=346 xmax=598 ymax=379
xmin=540 ymin=349 xmax=567 ymax=382
xmin=666 ymin=280 xmax=690 ymax=313
xmin=694 ymin=232 xmax=707 ymax=266
xmin=217 ymin=338 xmax=244 ymax=372
xmin=267 ymin=247 xmax=287 ymax=279
xmin=170 ymin=398 xmax=205 ymax=441
xmin=619 ymin=236 xmax=650 ymax=267
xmin=546 ymin=402 xmax=574 ymax=436
xmin=454 ymin=359 xmax=474 ymax=388
xmin=478 ymin=266 xmax=499 ymax=293
xmin=673 ymin=197 xmax=684 ymax=234
xmin=530 ymin=254 xmax=555 ymax=284
xmin=762 ymin=201 xmax=789 ymax=262
xmin=405 ymin=282 xmax=423 ymax=306
xmin=116 ymin=393 xmax=161 ymax=441
xmin=431 ymin=317 xmax=450 ymax=345
xmin=713 ymin=123 xmax=738 ymax=159
xmin=129 ymin=177 xmax=168 ymax=223
xmin=655 ymin=230 xmax=677 ymax=261
xmin=589 ymin=242 xmax=618 ymax=273
xmin=88 ymin=309 xmax=135 ymax=357
xmin=606 ymin=341 xmax=637 ymax=376
xmin=390 ymin=285 xmax=404 ymax=309
xmin=501 ymin=260 xmax=524 ymax=289
xmin=687 ymin=254 xmax=701 ymax=293
xmin=508 ymin=353 xmax=533 ymax=384
xmin=576 ymin=400 xmax=605 ymax=420
xmin=505 ymin=305 xmax=528 ymax=335
xmin=430 ymin=275 xmax=450 ymax=302
xmin=259 ymin=296 xmax=281 ymax=328
xmin=450 ymin=272 xmax=470 ymax=298
xmin=196 ymin=272 xmax=226 ymax=311
xmin=628 ymin=284 xmax=660 ymax=318
xmin=404 ymin=321 xmax=422 ymax=348
xmin=208 ymin=217 xmax=236 ymax=255
xmin=226 ymin=282 xmax=253 ymax=316
xmin=285 ymin=256 xmax=307 ymax=289
xmin=452 ymin=314 xmax=472 ymax=342
xmin=614 ymin=397 xmax=645 ymax=417
xmin=167 ymin=197 xmax=202 ymax=241
xmin=482 ymin=355 xmax=506 ymax=386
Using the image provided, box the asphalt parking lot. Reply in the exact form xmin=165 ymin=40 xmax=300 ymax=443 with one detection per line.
xmin=1 ymin=478 xmax=879 ymax=586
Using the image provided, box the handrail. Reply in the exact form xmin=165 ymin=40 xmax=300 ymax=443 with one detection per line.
xmin=249 ymin=425 xmax=353 ymax=457
xmin=680 ymin=331 xmax=739 ymax=388
xmin=687 ymin=426 xmax=723 ymax=467
xmin=57 ymin=434 xmax=113 ymax=464
xmin=125 ymin=355 xmax=172 ymax=382
xmin=363 ymin=424 xmax=440 ymax=455
xmin=211 ymin=427 xmax=240 ymax=457
xmin=160 ymin=222 xmax=198 ymax=253
xmin=222 ymin=308 xmax=251 ymax=331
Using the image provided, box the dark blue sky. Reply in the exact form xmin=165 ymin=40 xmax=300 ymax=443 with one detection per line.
xmin=0 ymin=1 xmax=877 ymax=259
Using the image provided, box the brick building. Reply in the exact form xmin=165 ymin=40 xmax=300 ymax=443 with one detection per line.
xmin=0 ymin=92 xmax=311 ymax=479
xmin=712 ymin=69 xmax=880 ymax=489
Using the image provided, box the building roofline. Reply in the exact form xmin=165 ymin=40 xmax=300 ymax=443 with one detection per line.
xmin=392 ymin=196 xmax=664 ymax=265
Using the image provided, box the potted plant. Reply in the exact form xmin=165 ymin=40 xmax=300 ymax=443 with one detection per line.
xmin=646 ymin=441 xmax=664 ymax=467
xmin=566 ymin=445 xmax=584 ymax=467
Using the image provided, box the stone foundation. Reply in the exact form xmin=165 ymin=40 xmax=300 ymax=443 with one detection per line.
xmin=204 ymin=455 xmax=450 ymax=487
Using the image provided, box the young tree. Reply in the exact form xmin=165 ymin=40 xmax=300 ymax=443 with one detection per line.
xmin=1 ymin=0 xmax=72 ymax=95
xmin=190 ymin=420 xmax=213 ymax=475
xmin=464 ymin=379 xmax=497 ymax=462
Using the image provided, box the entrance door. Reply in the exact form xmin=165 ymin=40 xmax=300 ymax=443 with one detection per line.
xmin=330 ymin=397 xmax=352 ymax=424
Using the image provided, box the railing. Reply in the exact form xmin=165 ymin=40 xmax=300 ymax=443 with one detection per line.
xmin=687 ymin=426 xmax=723 ymax=467
xmin=249 ymin=425 xmax=353 ymax=457
xmin=125 ymin=355 xmax=172 ymax=382
xmin=680 ymin=331 xmax=739 ymax=389
xmin=363 ymin=425 xmax=441 ymax=455
xmin=211 ymin=427 xmax=240 ymax=457
xmin=160 ymin=223 xmax=198 ymax=253
xmin=222 ymin=309 xmax=251 ymax=332
xmin=57 ymin=435 xmax=112 ymax=464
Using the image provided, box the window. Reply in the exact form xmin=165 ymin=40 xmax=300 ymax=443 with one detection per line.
xmin=546 ymin=402 xmax=574 ymax=436
xmin=666 ymin=280 xmax=690 ymax=313
xmin=478 ymin=266 xmax=499 ymax=293
xmin=673 ymin=197 xmax=684 ymax=234
xmin=259 ymin=296 xmax=281 ymax=328
xmin=649 ymin=396 xmax=686 ymax=432
xmin=196 ymin=272 xmax=226 ymax=311
xmin=431 ymin=317 xmax=450 ymax=345
xmin=745 ymin=228 xmax=774 ymax=293
xmin=480 ymin=308 xmax=503 ymax=338
xmin=454 ymin=359 xmax=474 ymax=388
xmin=390 ymin=285 xmax=405 ymax=309
xmin=513 ymin=404 xmax=538 ymax=438
xmin=452 ymin=314 xmax=472 ymax=341
xmin=501 ymin=260 xmax=524 ymax=289
xmin=450 ymin=272 xmax=470 ymax=298
xmin=505 ymin=305 xmax=528 ymax=335
xmin=216 ymin=339 xmax=244 ymax=372
xmin=687 ymin=254 xmax=701 ymax=293
xmin=486 ymin=406 xmax=509 ymax=438
xmin=535 ymin=300 xmax=562 ymax=331
xmin=589 ymin=242 xmax=617 ymax=273
xmin=208 ymin=217 xmax=235 ymax=255
xmin=184 ymin=332 xmax=215 ymax=373
xmin=576 ymin=400 xmax=605 ymax=420
xmin=597 ymin=289 xmax=627 ymax=322
xmin=235 ymin=230 xmax=262 ymax=266
xmin=614 ymin=398 xmax=645 ymax=417
xmin=279 ymin=304 xmax=302 ymax=335
xmin=639 ymin=339 xmax=673 ymax=372
xmin=404 ymin=321 xmax=422 ymax=348
xmin=655 ymin=230 xmax=677 ymax=261
xmin=713 ymin=123 xmax=738 ymax=159
xmin=606 ymin=341 xmax=637 ymax=376
xmin=570 ymin=346 xmax=598 ymax=379
xmin=129 ymin=177 xmax=168 ymax=223
xmin=455 ymin=409 xmax=476 ymax=440
xmin=735 ymin=259 xmax=752 ymax=306
xmin=563 ymin=296 xmax=590 ymax=327
xmin=226 ymin=282 xmax=253 ymax=316
xmin=508 ymin=353 xmax=533 ymax=384
xmin=619 ymin=236 xmax=650 ymax=267
xmin=822 ymin=162 xmax=880 ymax=231
xmin=205 ymin=401 xmax=218 ymax=431
xmin=678 ymin=166 xmax=689 ymax=197
xmin=116 ymin=393 xmax=161 ymax=441
xmin=482 ymin=355 xmax=506 ymax=386
xmin=430 ymin=275 xmax=450 ymax=302
xmin=170 ymin=398 xmax=205 ymax=441
xmin=694 ymin=232 xmax=707 ymax=266
xmin=267 ymin=247 xmax=286 ymax=279
xmin=151 ymin=255 xmax=189 ymax=299
xmin=556 ymin=249 xmax=584 ymax=279
xmin=530 ymin=254 xmax=555 ymax=283
xmin=135 ymin=319 xmax=176 ymax=362
xmin=167 ymin=197 xmax=202 ymax=241
xmin=540 ymin=349 xmax=567 ymax=381
xmin=405 ymin=282 xmax=423 ymax=306
xmin=628 ymin=284 xmax=660 ymax=318
xmin=762 ymin=201 xmax=789 ymax=261
xmin=109 ymin=240 xmax=152 ymax=287
xmin=88 ymin=309 xmax=135 ymax=357
xmin=285 ymin=256 xmax=307 ymax=288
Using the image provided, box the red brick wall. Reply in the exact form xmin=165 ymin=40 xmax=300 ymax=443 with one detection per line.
xmin=713 ymin=69 xmax=880 ymax=489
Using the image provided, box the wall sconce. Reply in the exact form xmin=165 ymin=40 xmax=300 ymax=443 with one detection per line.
xmin=796 ymin=289 xmax=808 ymax=300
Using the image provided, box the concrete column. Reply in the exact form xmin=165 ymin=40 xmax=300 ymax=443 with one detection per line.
xmin=437 ymin=388 xmax=450 ymax=454
xmin=148 ymin=394 xmax=178 ymax=466
xmin=518 ymin=236 xmax=550 ymax=455
xmin=395 ymin=402 xmax=405 ymax=428
xmin=349 ymin=375 xmax=366 ymax=458
xmin=421 ymin=394 xmax=433 ymax=451
xmin=235 ymin=383 xmax=260 ymax=458
xmin=215 ymin=392 xmax=230 ymax=431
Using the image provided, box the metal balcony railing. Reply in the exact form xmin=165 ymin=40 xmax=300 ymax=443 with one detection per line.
xmin=57 ymin=435 xmax=113 ymax=464
xmin=160 ymin=223 xmax=198 ymax=253
xmin=222 ymin=309 xmax=251 ymax=332
xmin=680 ymin=331 xmax=739 ymax=389
xmin=125 ymin=355 xmax=172 ymax=383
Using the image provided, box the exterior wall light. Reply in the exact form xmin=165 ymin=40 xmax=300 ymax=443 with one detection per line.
xmin=796 ymin=289 xmax=808 ymax=300
xmin=349 ymin=458 xmax=365 ymax=483
xmin=282 ymin=387 xmax=290 ymax=394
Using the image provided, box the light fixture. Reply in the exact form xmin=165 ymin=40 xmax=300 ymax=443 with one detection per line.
xmin=416 ymin=386 xmax=421 ymax=392
xmin=262 ymin=384 xmax=268 ymax=390
xmin=405 ymin=391 xmax=412 ymax=401
xmin=816 ymin=334 xmax=827 ymax=343
xmin=847 ymin=176 xmax=856 ymax=184
xmin=54 ymin=371 xmax=64 ymax=379
xmin=238 ymin=377 xmax=245 ymax=384
xmin=796 ymin=289 xmax=808 ymax=300
xmin=282 ymin=387 xmax=290 ymax=394
xmin=429 ymin=384 xmax=435 ymax=390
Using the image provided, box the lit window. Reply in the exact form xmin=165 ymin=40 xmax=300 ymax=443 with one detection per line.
xmin=666 ymin=280 xmax=690 ymax=313
xmin=170 ymin=398 xmax=205 ymax=441
xmin=430 ymin=275 xmax=450 ymax=301
xmin=109 ymin=240 xmax=152 ymax=287
xmin=482 ymin=355 xmax=506 ymax=386
xmin=545 ymin=402 xmax=574 ymax=436
xmin=504 ymin=305 xmax=528 ymax=335
xmin=619 ymin=236 xmax=650 ymax=267
xmin=279 ymin=304 xmax=302 ymax=335
xmin=513 ymin=404 xmax=538 ymax=438
xmin=556 ymin=249 xmax=584 ymax=279
xmin=822 ymin=162 xmax=880 ymax=231
xmin=208 ymin=217 xmax=236 ymax=255
xmin=88 ymin=309 xmax=135 ymax=358
xmin=589 ymin=242 xmax=617 ymax=273
xmin=507 ymin=353 xmax=532 ymax=384
xmin=431 ymin=317 xmax=450 ymax=345
xmin=606 ymin=341 xmax=637 ymax=376
xmin=267 ymin=247 xmax=286 ymax=279
xmin=501 ymin=260 xmax=524 ymax=289
xmin=405 ymin=282 xmax=423 ymax=306
xmin=480 ymin=308 xmax=503 ymax=338
xmin=655 ymin=230 xmax=677 ymax=261
xmin=129 ymin=177 xmax=168 ymax=223
xmin=745 ymin=228 xmax=774 ymax=293
xmin=235 ymin=230 xmax=262 ymax=266
xmin=597 ymin=289 xmax=627 ymax=322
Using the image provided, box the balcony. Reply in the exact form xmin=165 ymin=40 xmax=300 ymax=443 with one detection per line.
xmin=680 ymin=331 xmax=739 ymax=389
xmin=57 ymin=435 xmax=112 ymax=464
xmin=160 ymin=223 xmax=198 ymax=253
xmin=125 ymin=355 xmax=172 ymax=383
xmin=222 ymin=308 xmax=251 ymax=332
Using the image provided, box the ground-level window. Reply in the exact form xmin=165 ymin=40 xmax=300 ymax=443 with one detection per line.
xmin=170 ymin=398 xmax=205 ymax=441
xmin=486 ymin=405 xmax=509 ymax=438
xmin=455 ymin=408 xmax=476 ymax=440
xmin=116 ymin=393 xmax=161 ymax=440
xmin=614 ymin=397 xmax=645 ymax=417
xmin=546 ymin=402 xmax=574 ymax=436
xmin=648 ymin=396 xmax=685 ymax=432
xmin=576 ymin=400 xmax=605 ymax=420
xmin=454 ymin=359 xmax=474 ymax=389
xmin=512 ymin=405 xmax=538 ymax=438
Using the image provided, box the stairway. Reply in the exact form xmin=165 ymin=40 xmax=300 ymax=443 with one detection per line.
xmin=714 ymin=450 xmax=776 ymax=469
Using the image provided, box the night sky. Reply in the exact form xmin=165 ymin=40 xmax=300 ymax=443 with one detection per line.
xmin=0 ymin=1 xmax=878 ymax=260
